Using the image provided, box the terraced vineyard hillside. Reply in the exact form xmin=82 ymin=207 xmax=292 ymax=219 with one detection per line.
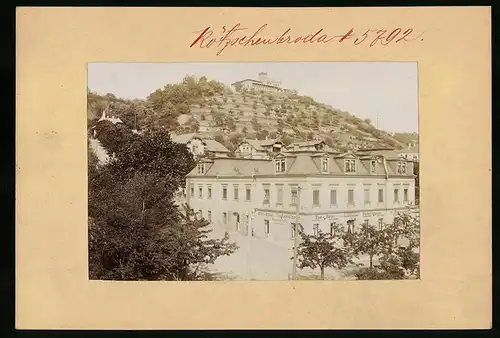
xmin=87 ymin=75 xmax=405 ymax=152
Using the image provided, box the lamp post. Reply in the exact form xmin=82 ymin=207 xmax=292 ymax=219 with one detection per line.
xmin=292 ymin=185 xmax=301 ymax=280
xmin=246 ymin=207 xmax=252 ymax=280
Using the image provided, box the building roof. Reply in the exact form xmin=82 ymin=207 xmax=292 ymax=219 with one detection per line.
xmin=231 ymin=79 xmax=282 ymax=90
xmin=399 ymin=145 xmax=419 ymax=153
xmin=171 ymin=133 xmax=230 ymax=153
xmin=187 ymin=151 xmax=414 ymax=178
xmin=289 ymin=140 xmax=325 ymax=147
xmin=259 ymin=139 xmax=282 ymax=147
xmin=204 ymin=139 xmax=230 ymax=153
xmin=171 ymin=133 xmax=197 ymax=144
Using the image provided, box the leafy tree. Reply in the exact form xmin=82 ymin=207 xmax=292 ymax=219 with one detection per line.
xmin=223 ymin=97 xmax=228 ymax=103
xmin=256 ymin=130 xmax=269 ymax=140
xmin=234 ymin=83 xmax=243 ymax=92
xmin=232 ymin=98 xmax=237 ymax=103
xmin=353 ymin=223 xmax=389 ymax=268
xmin=89 ymin=123 xmax=237 ymax=280
xmin=295 ymin=225 xmax=355 ymax=280
xmin=200 ymin=114 xmax=206 ymax=121
xmin=251 ymin=118 xmax=262 ymax=132
xmin=176 ymin=103 xmax=190 ymax=115
xmin=225 ymin=116 xmax=237 ymax=132
xmin=281 ymin=135 xmax=293 ymax=146
xmin=269 ymin=131 xmax=277 ymax=139
xmin=241 ymin=126 xmax=248 ymax=134
xmin=212 ymin=112 xmax=225 ymax=127
xmin=364 ymin=118 xmax=372 ymax=125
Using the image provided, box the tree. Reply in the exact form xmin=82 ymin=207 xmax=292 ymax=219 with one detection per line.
xmin=295 ymin=225 xmax=355 ymax=280
xmin=353 ymin=211 xmax=420 ymax=280
xmin=353 ymin=223 xmax=389 ymax=268
xmin=223 ymin=97 xmax=228 ymax=104
xmin=234 ymin=83 xmax=243 ymax=92
xmin=212 ymin=112 xmax=224 ymax=127
xmin=281 ymin=135 xmax=293 ymax=146
xmin=176 ymin=103 xmax=190 ymax=115
xmin=89 ymin=124 xmax=238 ymax=280
xmin=364 ymin=118 xmax=372 ymax=125
xmin=241 ymin=126 xmax=248 ymax=134
xmin=251 ymin=118 xmax=262 ymax=132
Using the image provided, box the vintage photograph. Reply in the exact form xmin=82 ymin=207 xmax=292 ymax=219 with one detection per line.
xmin=87 ymin=62 xmax=420 ymax=281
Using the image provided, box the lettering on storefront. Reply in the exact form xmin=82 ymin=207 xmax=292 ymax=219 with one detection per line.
xmin=343 ymin=212 xmax=359 ymax=218
xmin=362 ymin=211 xmax=385 ymax=218
xmin=313 ymin=214 xmax=339 ymax=221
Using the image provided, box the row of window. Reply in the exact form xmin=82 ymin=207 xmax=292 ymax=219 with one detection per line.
xmin=197 ymin=209 xmax=386 ymax=239
xmin=190 ymin=184 xmax=410 ymax=205
xmin=274 ymin=158 xmax=408 ymax=174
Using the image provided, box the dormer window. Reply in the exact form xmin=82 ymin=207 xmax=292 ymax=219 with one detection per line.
xmin=197 ymin=163 xmax=205 ymax=174
xmin=321 ymin=157 xmax=329 ymax=173
xmin=397 ymin=161 xmax=407 ymax=174
xmin=275 ymin=158 xmax=286 ymax=173
xmin=370 ymin=160 xmax=377 ymax=173
xmin=345 ymin=159 xmax=356 ymax=173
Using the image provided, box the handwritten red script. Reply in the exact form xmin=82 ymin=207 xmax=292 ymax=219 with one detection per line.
xmin=190 ymin=24 xmax=425 ymax=56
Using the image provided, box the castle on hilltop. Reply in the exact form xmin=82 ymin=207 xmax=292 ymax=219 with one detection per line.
xmin=231 ymin=72 xmax=297 ymax=95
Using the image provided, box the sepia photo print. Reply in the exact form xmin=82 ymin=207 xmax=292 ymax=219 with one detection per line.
xmin=87 ymin=62 xmax=420 ymax=281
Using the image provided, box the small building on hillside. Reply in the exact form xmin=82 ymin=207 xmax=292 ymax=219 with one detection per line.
xmin=235 ymin=139 xmax=287 ymax=159
xmin=398 ymin=144 xmax=419 ymax=161
xmin=231 ymin=72 xmax=294 ymax=95
xmin=286 ymin=140 xmax=335 ymax=153
xmin=171 ymin=133 xmax=230 ymax=158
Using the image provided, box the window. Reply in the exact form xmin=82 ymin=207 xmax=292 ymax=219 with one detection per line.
xmin=404 ymin=188 xmax=409 ymax=202
xmin=321 ymin=158 xmax=329 ymax=173
xmin=330 ymin=189 xmax=337 ymax=205
xmin=275 ymin=159 xmax=286 ymax=173
xmin=207 ymin=185 xmax=212 ymax=199
xmin=378 ymin=218 xmax=383 ymax=230
xmin=233 ymin=185 xmax=239 ymax=200
xmin=370 ymin=160 xmax=377 ymax=173
xmin=345 ymin=159 xmax=356 ymax=173
xmin=264 ymin=220 xmax=270 ymax=235
xmin=313 ymin=190 xmax=320 ymax=206
xmin=198 ymin=186 xmax=203 ymax=198
xmin=348 ymin=189 xmax=355 ymax=205
xmin=208 ymin=211 xmax=212 ymax=222
xmin=291 ymin=188 xmax=298 ymax=205
xmin=347 ymin=219 xmax=355 ymax=233
xmin=394 ymin=188 xmax=399 ymax=203
xmin=364 ymin=188 xmax=370 ymax=204
xmin=222 ymin=186 xmax=227 ymax=200
xmin=364 ymin=219 xmax=369 ymax=226
xmin=330 ymin=222 xmax=336 ymax=236
xmin=276 ymin=185 xmax=284 ymax=204
xmin=245 ymin=186 xmax=251 ymax=201
xmin=223 ymin=212 xmax=227 ymax=224
xmin=197 ymin=163 xmax=205 ymax=174
xmin=263 ymin=188 xmax=270 ymax=204
xmin=397 ymin=161 xmax=407 ymax=174
xmin=190 ymin=184 xmax=194 ymax=197
xmin=378 ymin=188 xmax=384 ymax=203
xmin=313 ymin=224 xmax=319 ymax=236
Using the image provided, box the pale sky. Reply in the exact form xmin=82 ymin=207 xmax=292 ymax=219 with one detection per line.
xmin=87 ymin=62 xmax=418 ymax=133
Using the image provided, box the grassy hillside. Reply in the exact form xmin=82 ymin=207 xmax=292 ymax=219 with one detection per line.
xmin=87 ymin=75 xmax=405 ymax=152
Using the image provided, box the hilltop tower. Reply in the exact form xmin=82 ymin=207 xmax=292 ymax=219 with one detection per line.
xmin=258 ymin=72 xmax=268 ymax=83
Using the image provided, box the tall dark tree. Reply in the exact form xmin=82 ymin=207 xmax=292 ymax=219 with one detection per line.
xmin=295 ymin=224 xmax=355 ymax=280
xmin=89 ymin=123 xmax=238 ymax=280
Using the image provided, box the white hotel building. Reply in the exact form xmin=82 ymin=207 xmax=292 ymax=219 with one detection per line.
xmin=185 ymin=148 xmax=417 ymax=245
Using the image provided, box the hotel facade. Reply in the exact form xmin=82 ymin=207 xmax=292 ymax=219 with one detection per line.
xmin=185 ymin=148 xmax=417 ymax=245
